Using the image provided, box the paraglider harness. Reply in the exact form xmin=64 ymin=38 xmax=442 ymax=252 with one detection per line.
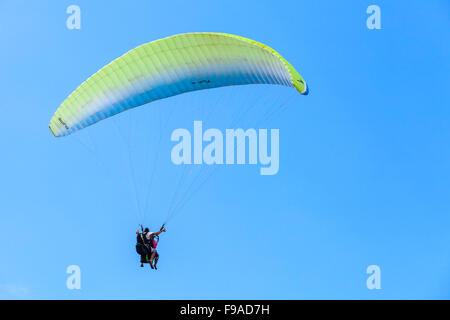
xmin=136 ymin=224 xmax=166 ymax=263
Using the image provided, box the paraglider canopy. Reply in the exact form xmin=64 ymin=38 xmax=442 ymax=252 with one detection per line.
xmin=49 ymin=32 xmax=307 ymax=137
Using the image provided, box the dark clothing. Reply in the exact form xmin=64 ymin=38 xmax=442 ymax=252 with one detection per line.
xmin=136 ymin=232 xmax=151 ymax=263
xmin=137 ymin=232 xmax=149 ymax=244
xmin=136 ymin=230 xmax=160 ymax=267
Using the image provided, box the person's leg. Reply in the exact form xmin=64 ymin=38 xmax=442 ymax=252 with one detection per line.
xmin=154 ymin=251 xmax=159 ymax=270
xmin=138 ymin=244 xmax=145 ymax=267
xmin=149 ymin=248 xmax=156 ymax=269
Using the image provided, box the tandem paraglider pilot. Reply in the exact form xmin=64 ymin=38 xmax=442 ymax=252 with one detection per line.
xmin=136 ymin=225 xmax=166 ymax=269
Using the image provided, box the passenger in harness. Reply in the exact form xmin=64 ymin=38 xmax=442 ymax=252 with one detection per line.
xmin=136 ymin=225 xmax=166 ymax=269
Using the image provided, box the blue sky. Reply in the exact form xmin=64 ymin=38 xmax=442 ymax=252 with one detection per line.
xmin=0 ymin=0 xmax=449 ymax=299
